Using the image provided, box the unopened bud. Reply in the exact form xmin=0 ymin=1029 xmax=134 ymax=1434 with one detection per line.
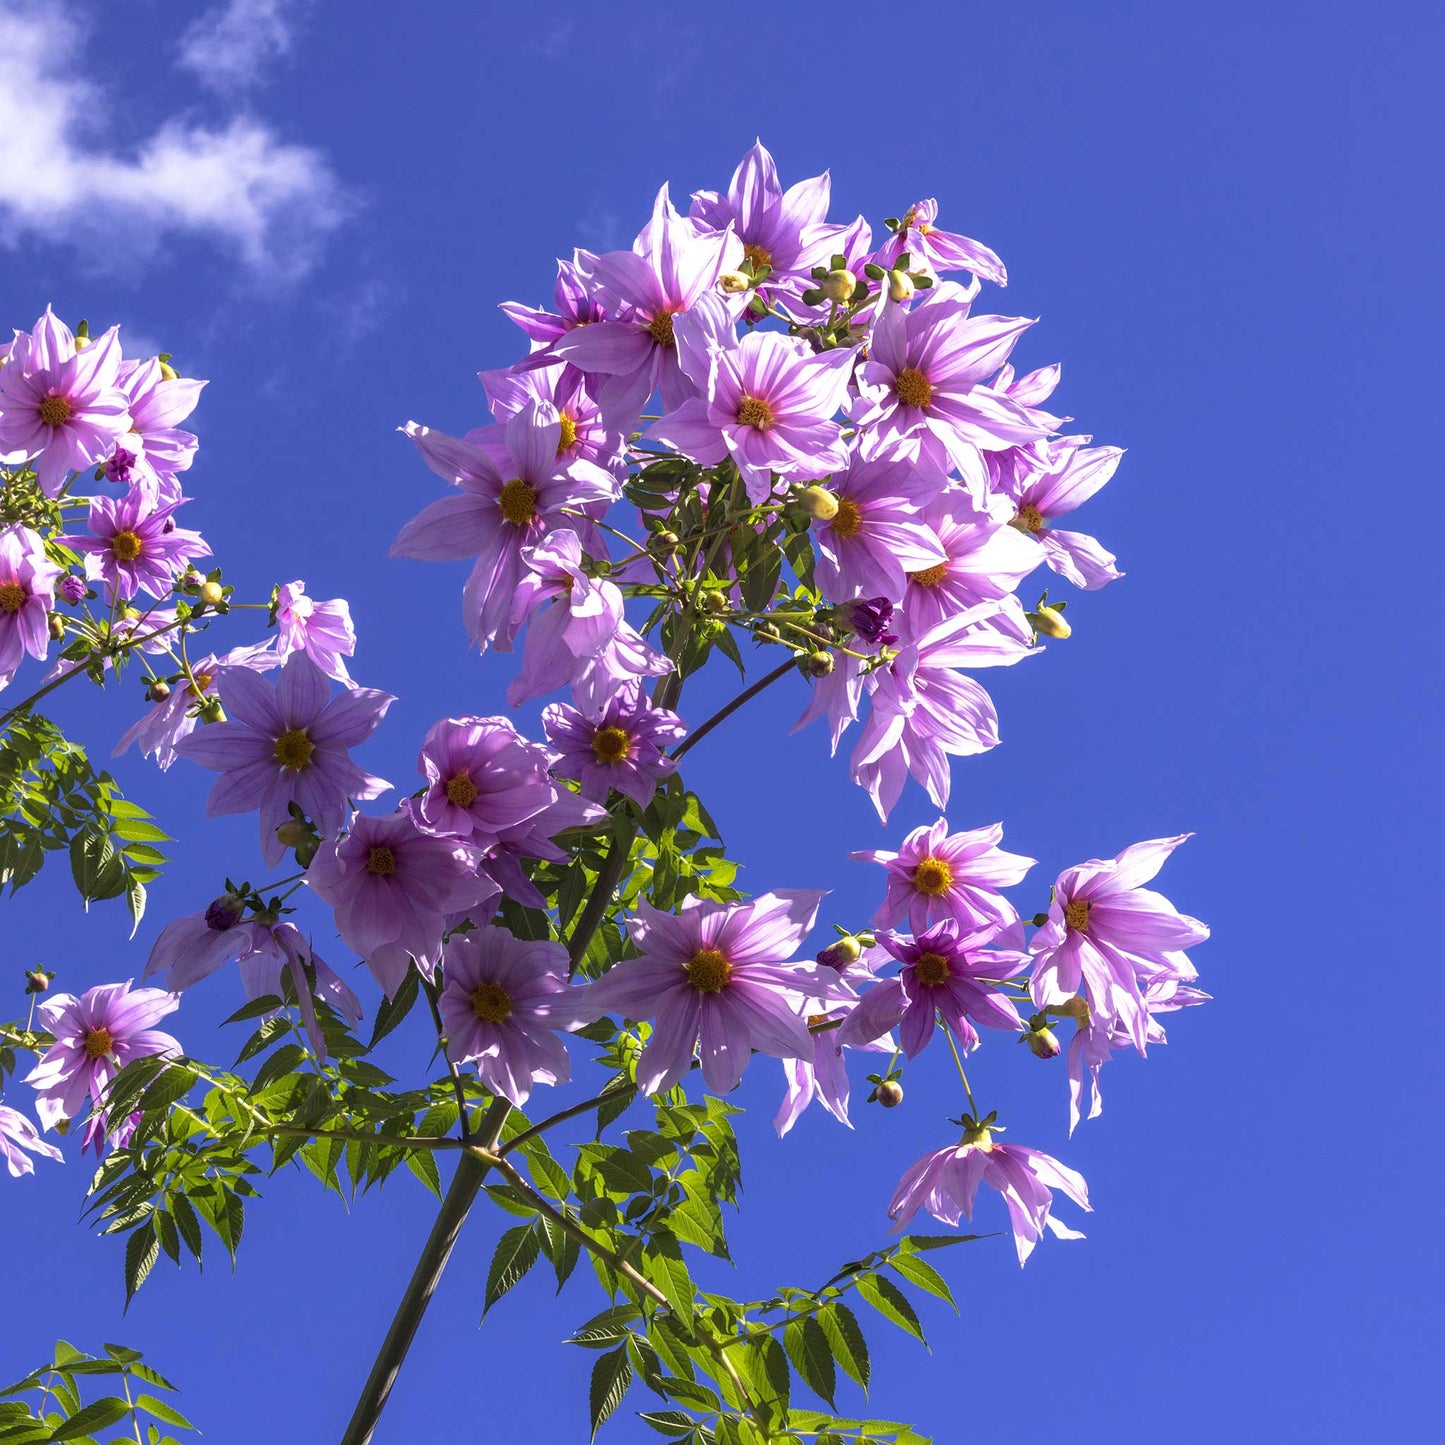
xmin=1022 ymin=1024 xmax=1061 ymax=1060
xmin=887 ymin=269 xmax=915 ymax=302
xmin=24 ymin=968 xmax=53 ymax=995
xmin=47 ymin=613 xmax=65 ymax=640
xmin=204 ymin=892 xmax=245 ymax=932
xmin=798 ymin=485 xmax=839 ymax=521
xmin=701 ymin=590 xmax=729 ymax=615
xmin=181 ymin=570 xmax=203 ymax=594
xmin=821 ymin=269 xmax=857 ymax=303
xmin=158 ymin=357 xmax=179 ymax=381
xmin=718 ymin=270 xmax=750 ymax=294
xmin=1028 ymin=605 xmax=1071 ymax=640
xmin=873 ymin=1080 xmax=904 ymax=1109
xmin=753 ymin=623 xmax=781 ymax=644
xmin=816 ymin=935 xmax=863 ymax=970
xmin=804 ymin=650 xmax=834 ymax=678
xmin=58 ymin=575 xmax=86 ymax=604
xmin=146 ymin=680 xmax=171 ymax=703
xmin=198 ymin=581 xmax=225 ymax=607
xmin=274 ymin=819 xmax=314 ymax=849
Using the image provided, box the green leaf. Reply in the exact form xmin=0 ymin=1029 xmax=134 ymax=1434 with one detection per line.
xmin=855 ymin=1274 xmax=926 ymax=1347
xmin=566 ymin=1303 xmax=642 ymax=1349
xmin=125 ymin=1224 xmax=160 ymax=1304
xmin=483 ymin=1224 xmax=540 ymax=1314
xmin=133 ymin=1395 xmax=194 ymax=1430
xmin=817 ymin=1302 xmax=869 ymax=1394
xmin=637 ymin=1409 xmax=696 ymax=1437
xmin=898 ymin=1233 xmax=983 ymax=1253
xmin=887 ymin=1254 xmax=955 ymax=1310
xmin=642 ymin=1233 xmax=695 ymax=1328
xmin=69 ymin=827 xmax=127 ymax=905
xmin=49 ymin=1396 xmax=131 ymax=1439
xmin=784 ymin=1315 xmax=836 ymax=1407
xmin=404 ymin=1149 xmax=442 ymax=1198
xmin=588 ymin=1345 xmax=633 ymax=1441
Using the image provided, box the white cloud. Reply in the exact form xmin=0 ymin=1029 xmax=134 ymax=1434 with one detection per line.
xmin=177 ymin=0 xmax=304 ymax=93
xmin=0 ymin=2 xmax=349 ymax=282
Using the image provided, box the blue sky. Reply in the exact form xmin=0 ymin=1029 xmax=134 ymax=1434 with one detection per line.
xmin=1 ymin=1 xmax=1441 ymax=1440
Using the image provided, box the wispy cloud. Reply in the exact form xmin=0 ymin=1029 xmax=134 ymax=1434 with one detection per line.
xmin=177 ymin=0 xmax=306 ymax=93
xmin=0 ymin=1 xmax=349 ymax=282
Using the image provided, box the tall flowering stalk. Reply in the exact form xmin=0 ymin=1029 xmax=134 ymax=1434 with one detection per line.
xmin=0 ymin=141 xmax=1208 ymax=1445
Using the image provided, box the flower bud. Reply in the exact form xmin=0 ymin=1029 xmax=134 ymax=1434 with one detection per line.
xmin=701 ymin=590 xmax=729 ymax=615
xmin=1028 ymin=605 xmax=1071 ymax=640
xmin=753 ymin=623 xmax=782 ymax=644
xmin=821 ymin=269 xmax=857 ymax=303
xmin=24 ymin=968 xmax=53 ymax=995
xmin=803 ymin=650 xmax=834 ymax=678
xmin=198 ymin=581 xmax=225 ymax=607
xmin=718 ymin=271 xmax=750 ymax=294
xmin=650 ymin=530 xmax=680 ymax=556
xmin=158 ymin=357 xmax=179 ymax=381
xmin=204 ymin=892 xmax=246 ymax=932
xmin=1022 ymin=1024 xmax=1061 ymax=1060
xmin=146 ymin=680 xmax=171 ymax=703
xmin=58 ymin=575 xmax=86 ymax=604
xmin=873 ymin=1080 xmax=904 ymax=1108
xmin=816 ymin=935 xmax=863 ymax=969
xmin=798 ymin=485 xmax=839 ymax=521
xmin=47 ymin=613 xmax=65 ymax=641
xmin=274 ymin=818 xmax=315 ymax=849
xmin=888 ymin=269 xmax=915 ymax=302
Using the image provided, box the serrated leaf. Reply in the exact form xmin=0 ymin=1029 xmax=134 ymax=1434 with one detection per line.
xmin=50 ymin=1396 xmax=131 ymax=1439
xmin=133 ymin=1395 xmax=193 ymax=1430
xmin=483 ymin=1224 xmax=539 ymax=1314
xmin=855 ymin=1274 xmax=926 ymax=1347
xmin=637 ymin=1409 xmax=696 ymax=1437
xmin=887 ymin=1254 xmax=955 ymax=1310
xmin=818 ymin=1302 xmax=869 ymax=1394
xmin=124 ymin=1225 xmax=160 ymax=1304
xmin=784 ymin=1315 xmax=836 ymax=1407
xmin=566 ymin=1303 xmax=642 ymax=1349
xmin=588 ymin=1345 xmax=633 ymax=1440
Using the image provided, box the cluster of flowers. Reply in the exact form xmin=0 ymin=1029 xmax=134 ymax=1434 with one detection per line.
xmin=1 ymin=144 xmax=1210 ymax=1270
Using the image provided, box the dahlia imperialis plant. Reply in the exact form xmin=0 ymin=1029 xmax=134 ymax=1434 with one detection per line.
xmin=0 ymin=143 xmax=1209 ymax=1444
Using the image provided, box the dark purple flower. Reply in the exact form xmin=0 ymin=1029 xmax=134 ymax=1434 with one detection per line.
xmin=438 ymin=926 xmax=576 ymax=1105
xmin=542 ymin=682 xmax=685 ymax=806
xmin=176 ymin=652 xmax=393 ymax=866
xmin=844 ymin=597 xmax=898 ymax=647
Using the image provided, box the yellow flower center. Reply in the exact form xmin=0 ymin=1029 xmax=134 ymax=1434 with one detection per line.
xmin=894 ymin=367 xmax=933 ymax=410
xmin=0 ymin=580 xmax=25 ymax=613
xmin=111 ymin=530 xmax=144 ymax=562
xmin=831 ymin=498 xmax=863 ymax=539
xmin=590 ymin=725 xmax=632 ymax=764
xmin=913 ymin=951 xmax=952 ymax=987
xmin=1010 ymin=503 xmax=1045 ymax=535
xmin=908 ymin=562 xmax=949 ymax=588
xmin=1064 ymin=898 xmax=1092 ymax=932
xmin=735 ymin=395 xmax=774 ymax=431
xmin=685 ymin=947 xmax=732 ymax=994
xmin=272 ymin=728 xmax=314 ymax=770
xmin=366 ymin=845 xmax=397 ymax=877
xmin=557 ymin=412 xmax=579 ymax=454
xmin=83 ymin=1025 xmax=115 ymax=1060
xmin=471 ymin=981 xmax=513 ymax=1024
xmin=647 ymin=311 xmax=677 ymax=348
xmin=39 ymin=394 xmax=73 ymax=428
xmin=444 ymin=772 xmax=478 ymax=807
xmin=743 ymin=241 xmax=774 ymax=270
xmin=187 ymin=671 xmax=213 ymax=699
xmin=912 ymin=856 xmax=955 ymax=897
xmin=498 ymin=478 xmax=538 ymax=527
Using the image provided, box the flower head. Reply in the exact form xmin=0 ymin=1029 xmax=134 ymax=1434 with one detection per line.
xmin=0 ymin=523 xmax=62 ymax=688
xmin=25 ymin=981 xmax=181 ymax=1131
xmin=581 ymin=890 xmax=842 ymax=1095
xmin=0 ymin=308 xmax=131 ymax=496
xmin=438 ymin=926 xmax=577 ymax=1105
xmin=61 ymin=485 xmax=210 ymax=603
xmin=305 ymin=808 xmax=497 ymax=997
xmin=274 ymin=581 xmax=357 ymax=684
xmin=1003 ymin=441 xmax=1125 ymax=590
xmin=875 ymin=199 xmax=1007 ymax=288
xmin=542 ymin=682 xmax=685 ymax=807
xmin=176 ymin=652 xmax=393 ymax=866
xmin=412 ymin=714 xmax=556 ymax=846
xmin=116 ymin=356 xmax=206 ymax=500
xmin=887 ymin=1125 xmax=1090 ymax=1266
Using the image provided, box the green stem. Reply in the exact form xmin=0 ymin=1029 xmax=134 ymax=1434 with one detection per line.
xmin=337 ymin=1096 xmax=510 ymax=1445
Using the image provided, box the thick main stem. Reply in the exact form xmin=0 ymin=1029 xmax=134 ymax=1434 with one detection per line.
xmin=338 ymin=1097 xmax=509 ymax=1445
